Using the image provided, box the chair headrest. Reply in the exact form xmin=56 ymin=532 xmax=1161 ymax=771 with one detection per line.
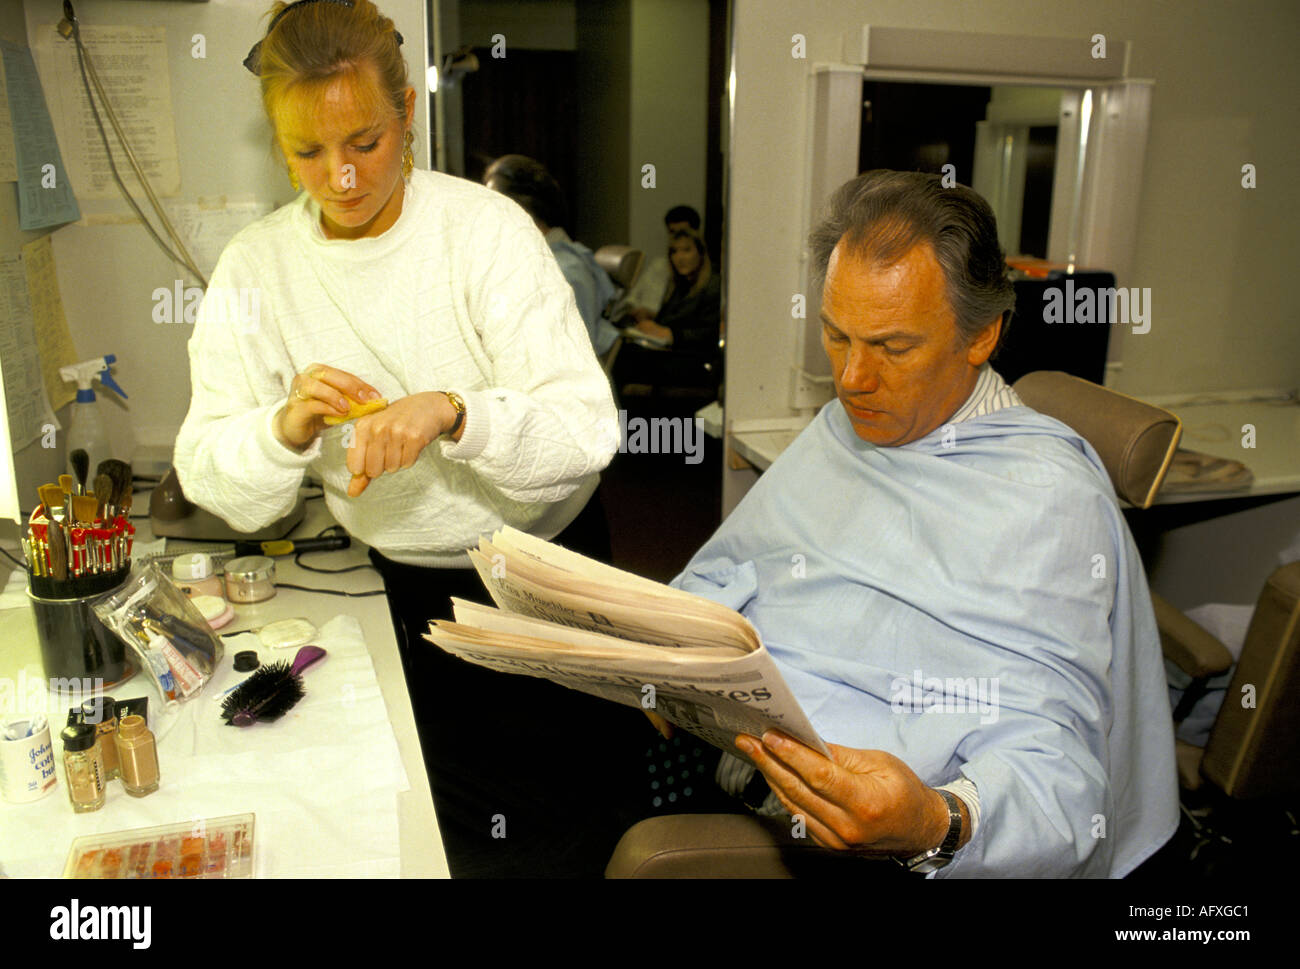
xmin=594 ymin=245 xmax=644 ymax=290
xmin=1012 ymin=370 xmax=1182 ymax=508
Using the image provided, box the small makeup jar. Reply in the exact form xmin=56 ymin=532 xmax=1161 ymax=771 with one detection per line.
xmin=223 ymin=556 xmax=276 ymax=604
xmin=172 ymin=553 xmax=224 ymax=599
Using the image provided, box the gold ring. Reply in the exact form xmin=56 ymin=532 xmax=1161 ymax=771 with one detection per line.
xmin=293 ymin=387 xmax=310 ymax=402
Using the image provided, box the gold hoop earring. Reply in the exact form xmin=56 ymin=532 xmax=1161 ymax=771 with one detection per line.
xmin=402 ymin=129 xmax=414 ymax=179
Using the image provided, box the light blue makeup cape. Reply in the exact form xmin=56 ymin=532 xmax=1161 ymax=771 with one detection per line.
xmin=674 ymin=402 xmax=1179 ymax=877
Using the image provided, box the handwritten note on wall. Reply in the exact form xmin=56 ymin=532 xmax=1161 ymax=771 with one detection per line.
xmin=0 ymin=255 xmax=59 ymax=451
xmin=0 ymin=46 xmax=19 ymax=182
xmin=20 ymin=235 xmax=79 ymax=413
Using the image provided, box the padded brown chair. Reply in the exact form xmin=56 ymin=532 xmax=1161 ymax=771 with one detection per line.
xmin=606 ymin=371 xmax=1185 ymax=877
xmin=593 ymin=245 xmax=644 ymax=374
xmin=1155 ymin=564 xmax=1300 ymax=799
xmin=595 ymin=245 xmax=644 ymax=293
xmin=1025 ymin=377 xmax=1300 ymax=797
xmin=1013 ymin=370 xmax=1181 ymax=510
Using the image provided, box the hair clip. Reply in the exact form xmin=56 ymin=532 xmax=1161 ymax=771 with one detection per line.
xmin=243 ymin=0 xmax=403 ymax=76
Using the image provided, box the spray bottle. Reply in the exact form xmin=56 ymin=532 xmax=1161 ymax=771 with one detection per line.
xmin=59 ymin=355 xmax=128 ymax=487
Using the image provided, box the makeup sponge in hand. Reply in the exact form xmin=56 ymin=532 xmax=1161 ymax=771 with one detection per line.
xmin=323 ymin=396 xmax=388 ymax=425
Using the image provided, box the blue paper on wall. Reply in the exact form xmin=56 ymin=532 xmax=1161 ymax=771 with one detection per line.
xmin=0 ymin=40 xmax=80 ymax=231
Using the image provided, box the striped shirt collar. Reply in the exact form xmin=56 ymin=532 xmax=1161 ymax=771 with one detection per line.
xmin=946 ymin=364 xmax=1023 ymax=425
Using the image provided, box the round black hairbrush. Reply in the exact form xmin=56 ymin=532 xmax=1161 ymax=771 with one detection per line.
xmin=220 ymin=645 xmax=326 ymax=727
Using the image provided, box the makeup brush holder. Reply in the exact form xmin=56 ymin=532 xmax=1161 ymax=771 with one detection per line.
xmin=28 ymin=567 xmax=135 ymax=688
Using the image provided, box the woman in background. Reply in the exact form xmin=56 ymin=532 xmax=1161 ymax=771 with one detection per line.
xmin=630 ymin=230 xmax=721 ymax=353
xmin=174 ymin=0 xmax=649 ymax=876
xmin=618 ymin=229 xmax=723 ymax=392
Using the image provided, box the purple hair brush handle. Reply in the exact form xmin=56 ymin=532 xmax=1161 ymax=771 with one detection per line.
xmin=228 ymin=646 xmax=327 ymax=727
xmin=291 ymin=645 xmax=327 ymax=675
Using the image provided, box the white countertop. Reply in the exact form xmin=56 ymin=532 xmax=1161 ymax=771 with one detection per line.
xmin=1155 ymin=397 xmax=1300 ymax=504
xmin=0 ymin=496 xmax=448 ymax=878
xmin=725 ymin=396 xmax=1300 ymax=505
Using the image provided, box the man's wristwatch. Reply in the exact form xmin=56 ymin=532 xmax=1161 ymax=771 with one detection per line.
xmin=898 ymin=789 xmax=964 ymax=874
xmin=442 ymin=391 xmax=466 ymax=437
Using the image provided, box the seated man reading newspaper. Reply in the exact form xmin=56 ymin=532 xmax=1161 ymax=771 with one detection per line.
xmin=668 ymin=171 xmax=1178 ymax=876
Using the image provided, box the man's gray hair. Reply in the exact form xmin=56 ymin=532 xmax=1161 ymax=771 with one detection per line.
xmin=808 ymin=170 xmax=1016 ymax=354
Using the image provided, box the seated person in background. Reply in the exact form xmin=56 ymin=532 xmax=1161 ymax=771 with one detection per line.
xmin=628 ymin=229 xmax=721 ymax=354
xmin=614 ymin=204 xmax=701 ymax=323
xmin=484 ymin=154 xmax=621 ymax=355
xmin=671 ymin=170 xmax=1178 ymax=876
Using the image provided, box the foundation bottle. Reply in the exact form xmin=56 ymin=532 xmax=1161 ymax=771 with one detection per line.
xmin=83 ymin=696 xmax=120 ymax=780
xmin=115 ymin=714 xmax=160 ymax=797
xmin=61 ymin=723 xmax=106 ymax=812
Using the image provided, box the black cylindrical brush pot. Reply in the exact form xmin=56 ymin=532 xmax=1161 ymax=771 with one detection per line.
xmin=28 ymin=567 xmax=135 ymax=688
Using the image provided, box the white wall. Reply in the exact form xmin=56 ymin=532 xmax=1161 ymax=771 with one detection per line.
xmin=13 ymin=0 xmax=427 ymax=467
xmin=572 ymin=0 xmax=709 ymax=252
xmin=1 ymin=0 xmax=61 ymax=554
xmin=733 ymin=0 xmax=1300 ymax=418
xmin=725 ymin=0 xmax=1300 ymax=432
xmin=627 ymin=0 xmax=709 ymax=259
xmin=722 ymin=0 xmax=1300 ymax=604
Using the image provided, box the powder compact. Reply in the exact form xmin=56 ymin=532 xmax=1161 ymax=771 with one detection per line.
xmin=223 ymin=556 xmax=276 ymax=604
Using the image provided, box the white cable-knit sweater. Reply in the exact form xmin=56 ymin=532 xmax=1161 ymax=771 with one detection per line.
xmin=173 ymin=169 xmax=619 ymax=567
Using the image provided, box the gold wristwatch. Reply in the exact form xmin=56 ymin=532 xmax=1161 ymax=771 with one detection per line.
xmin=442 ymin=391 xmax=466 ymax=437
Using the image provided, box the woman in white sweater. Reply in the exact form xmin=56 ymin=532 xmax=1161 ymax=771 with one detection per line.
xmin=175 ymin=0 xmax=650 ymax=876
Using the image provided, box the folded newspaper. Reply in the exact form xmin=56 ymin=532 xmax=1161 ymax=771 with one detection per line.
xmin=422 ymin=527 xmax=828 ymax=758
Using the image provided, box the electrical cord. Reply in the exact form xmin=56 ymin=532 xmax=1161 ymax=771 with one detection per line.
xmin=292 ymin=525 xmax=375 ymax=574
xmin=282 ymin=525 xmax=385 ymax=593
xmin=0 ymin=546 xmax=26 ymax=568
xmin=60 ymin=3 xmax=207 ymax=286
xmin=294 ymin=555 xmax=375 ymax=574
xmin=274 ymin=583 xmax=387 ymax=597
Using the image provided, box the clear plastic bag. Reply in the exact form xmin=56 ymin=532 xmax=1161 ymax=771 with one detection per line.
xmin=93 ymin=563 xmax=224 ymax=708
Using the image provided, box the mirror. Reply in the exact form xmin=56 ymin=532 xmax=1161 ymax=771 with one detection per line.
xmin=427 ymin=0 xmax=734 ymax=574
xmin=789 ymin=35 xmax=1151 ymax=394
xmin=434 ymin=0 xmax=729 ymax=318
xmin=859 ymin=80 xmax=1090 ymax=266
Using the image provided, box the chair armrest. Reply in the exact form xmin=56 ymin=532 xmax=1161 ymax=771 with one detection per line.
xmin=607 ymin=814 xmax=797 ymax=878
xmin=605 ymin=814 xmax=907 ymax=879
xmin=1151 ymin=592 xmax=1234 ymax=678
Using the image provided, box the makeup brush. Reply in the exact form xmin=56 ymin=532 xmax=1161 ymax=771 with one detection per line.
xmin=93 ymin=472 xmax=115 ymax=518
xmin=71 ymin=495 xmax=98 ymax=525
xmin=39 ymin=484 xmax=69 ymax=581
xmin=70 ymin=449 xmax=89 ymax=495
xmin=38 ymin=483 xmax=64 ymax=518
xmin=95 ymin=459 xmax=132 ymax=510
xmin=220 ymin=645 xmax=326 ymax=727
